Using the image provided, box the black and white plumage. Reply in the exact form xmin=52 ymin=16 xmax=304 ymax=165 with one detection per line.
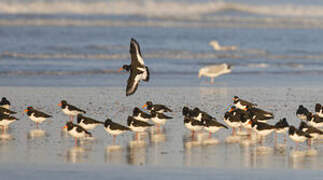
xmin=228 ymin=106 xmax=252 ymax=129
xmin=190 ymin=107 xmax=213 ymax=122
xmin=299 ymin=121 xmax=323 ymax=140
xmin=77 ymin=114 xmax=104 ymax=130
xmin=250 ymin=120 xmax=276 ymax=137
xmin=0 ymin=107 xmax=16 ymax=115
xmin=127 ymin=116 xmax=153 ymax=133
xmin=246 ymin=106 xmax=274 ymax=122
xmin=289 ymin=125 xmax=311 ymax=149
xmin=202 ymin=116 xmax=228 ymax=138
xmin=232 ymin=96 xmax=257 ymax=110
xmin=315 ymin=103 xmax=323 ymax=117
xmin=275 ymin=118 xmax=289 ymax=134
xmin=183 ymin=116 xmax=204 ymax=137
xmin=142 ymin=101 xmax=172 ymax=113
xmin=296 ymin=105 xmax=310 ymax=121
xmin=24 ymin=106 xmax=52 ymax=127
xmin=120 ymin=38 xmax=150 ymax=96
xmin=0 ymin=97 xmax=10 ymax=109
xmin=132 ymin=107 xmax=151 ymax=122
xmin=0 ymin=113 xmax=18 ymax=129
xmin=307 ymin=114 xmax=323 ymax=128
xmin=182 ymin=106 xmax=193 ymax=118
xmin=224 ymin=111 xmax=241 ymax=135
xmin=104 ymin=118 xmax=131 ymax=143
xmin=64 ymin=122 xmax=92 ymax=145
xmin=150 ymin=110 xmax=172 ymax=126
xmin=58 ymin=100 xmax=86 ymax=121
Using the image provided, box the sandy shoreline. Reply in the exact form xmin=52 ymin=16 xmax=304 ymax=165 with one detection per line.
xmin=0 ymin=86 xmax=323 ymax=178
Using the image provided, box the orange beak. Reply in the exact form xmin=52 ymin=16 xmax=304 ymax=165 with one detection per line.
xmin=248 ymin=120 xmax=252 ymax=125
xmin=62 ymin=125 xmax=67 ymax=130
xmin=142 ymin=104 xmax=147 ymax=109
xmin=58 ymin=103 xmax=62 ymax=107
xmin=118 ymin=67 xmax=124 ymax=72
xmin=243 ymin=108 xmax=248 ymax=111
xmin=229 ymin=107 xmax=234 ymax=112
xmin=24 ymin=109 xmax=28 ymax=112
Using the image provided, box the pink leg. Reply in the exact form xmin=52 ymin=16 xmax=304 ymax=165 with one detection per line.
xmin=208 ymin=132 xmax=212 ymax=139
xmin=113 ymin=135 xmax=116 ymax=144
xmin=192 ymin=131 xmax=195 ymax=139
xmin=75 ymin=138 xmax=78 ymax=146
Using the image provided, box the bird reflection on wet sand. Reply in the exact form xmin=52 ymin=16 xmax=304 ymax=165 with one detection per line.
xmin=0 ymin=127 xmax=13 ymax=140
xmin=105 ymin=145 xmax=124 ymax=165
xmin=64 ymin=144 xmax=93 ymax=163
xmin=127 ymin=139 xmax=147 ymax=166
xmin=27 ymin=129 xmax=47 ymax=140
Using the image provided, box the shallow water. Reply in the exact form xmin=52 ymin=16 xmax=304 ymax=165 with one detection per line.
xmin=0 ymin=86 xmax=323 ymax=170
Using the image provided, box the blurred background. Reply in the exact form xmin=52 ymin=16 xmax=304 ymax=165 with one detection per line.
xmin=1 ymin=0 xmax=323 ymax=87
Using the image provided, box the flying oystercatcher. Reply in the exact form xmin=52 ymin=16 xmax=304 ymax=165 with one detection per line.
xmin=119 ymin=38 xmax=150 ymax=96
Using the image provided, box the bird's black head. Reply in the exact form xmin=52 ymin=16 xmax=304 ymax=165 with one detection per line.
xmin=24 ymin=106 xmax=33 ymax=115
xmin=289 ymin=126 xmax=296 ymax=135
xmin=59 ymin=100 xmax=67 ymax=108
xmin=299 ymin=121 xmax=308 ymax=131
xmin=104 ymin=118 xmax=112 ymax=127
xmin=182 ymin=106 xmax=190 ymax=116
xmin=250 ymin=120 xmax=257 ymax=127
xmin=76 ymin=114 xmax=83 ymax=124
xmin=315 ymin=103 xmax=321 ymax=113
xmin=127 ymin=116 xmax=134 ymax=126
xmin=0 ymin=97 xmax=9 ymax=104
xmin=133 ymin=107 xmax=140 ymax=115
xmin=121 ymin=65 xmax=131 ymax=72
xmin=150 ymin=110 xmax=157 ymax=117
xmin=144 ymin=101 xmax=153 ymax=110
xmin=65 ymin=121 xmax=74 ymax=130
xmin=232 ymin=96 xmax=239 ymax=103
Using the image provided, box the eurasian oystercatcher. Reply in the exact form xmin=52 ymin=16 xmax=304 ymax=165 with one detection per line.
xmin=299 ymin=121 xmax=323 ymax=147
xmin=246 ymin=106 xmax=274 ymax=122
xmin=142 ymin=101 xmax=172 ymax=113
xmin=24 ymin=106 xmax=52 ymax=128
xmin=315 ymin=103 xmax=323 ymax=117
xmin=127 ymin=116 xmax=153 ymax=140
xmin=274 ymin=118 xmax=289 ymax=143
xmin=150 ymin=110 xmax=172 ymax=127
xmin=288 ymin=125 xmax=311 ymax=150
xmin=296 ymin=105 xmax=310 ymax=121
xmin=307 ymin=114 xmax=323 ymax=128
xmin=202 ymin=116 xmax=228 ymax=138
xmin=0 ymin=107 xmax=16 ymax=115
xmin=77 ymin=114 xmax=104 ymax=130
xmin=0 ymin=113 xmax=18 ymax=132
xmin=0 ymin=97 xmax=10 ymax=109
xmin=132 ymin=107 xmax=151 ymax=122
xmin=104 ymin=118 xmax=131 ymax=143
xmin=119 ymin=38 xmax=149 ymax=96
xmin=232 ymin=96 xmax=257 ymax=110
xmin=182 ymin=106 xmax=193 ymax=118
xmin=58 ymin=100 xmax=86 ymax=121
xmin=224 ymin=111 xmax=241 ymax=136
xmin=63 ymin=121 xmax=92 ymax=145
xmin=250 ymin=120 xmax=276 ymax=144
xmin=183 ymin=116 xmax=204 ymax=138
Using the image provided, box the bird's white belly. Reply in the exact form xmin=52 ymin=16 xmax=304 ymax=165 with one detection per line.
xmin=224 ymin=119 xmax=240 ymax=128
xmin=68 ymin=128 xmax=86 ymax=138
xmin=0 ymin=105 xmax=10 ymax=110
xmin=151 ymin=117 xmax=166 ymax=125
xmin=130 ymin=125 xmax=147 ymax=132
xmin=133 ymin=115 xmax=149 ymax=122
xmin=204 ymin=126 xmax=221 ymax=133
xmin=308 ymin=121 xmax=323 ymax=128
xmin=234 ymin=102 xmax=246 ymax=110
xmin=276 ymin=128 xmax=288 ymax=134
xmin=0 ymin=119 xmax=15 ymax=127
xmin=297 ymin=114 xmax=307 ymax=121
xmin=184 ymin=123 xmax=202 ymax=131
xmin=79 ymin=122 xmax=98 ymax=130
xmin=257 ymin=129 xmax=274 ymax=137
xmin=63 ymin=108 xmax=79 ymax=116
xmin=30 ymin=114 xmax=46 ymax=123
xmin=289 ymin=134 xmax=307 ymax=142
xmin=104 ymin=127 xmax=124 ymax=136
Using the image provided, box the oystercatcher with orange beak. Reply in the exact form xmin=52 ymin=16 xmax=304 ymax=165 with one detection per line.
xmin=77 ymin=114 xmax=103 ymax=130
xmin=232 ymin=96 xmax=257 ymax=110
xmin=24 ymin=106 xmax=52 ymax=128
xmin=104 ymin=118 xmax=131 ymax=144
xmin=127 ymin=116 xmax=153 ymax=140
xmin=132 ymin=107 xmax=151 ymax=122
xmin=0 ymin=114 xmax=18 ymax=133
xmin=142 ymin=101 xmax=172 ymax=113
xmin=58 ymin=100 xmax=86 ymax=122
xmin=119 ymin=38 xmax=150 ymax=96
xmin=63 ymin=121 xmax=92 ymax=145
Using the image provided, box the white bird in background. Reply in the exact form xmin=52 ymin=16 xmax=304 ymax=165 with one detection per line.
xmin=209 ymin=40 xmax=237 ymax=51
xmin=198 ymin=63 xmax=232 ymax=84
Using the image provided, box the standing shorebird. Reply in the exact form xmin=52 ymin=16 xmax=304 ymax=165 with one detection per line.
xmin=24 ymin=106 xmax=52 ymax=128
xmin=288 ymin=126 xmax=311 ymax=150
xmin=142 ymin=101 xmax=172 ymax=113
xmin=104 ymin=118 xmax=131 ymax=144
xmin=77 ymin=114 xmax=103 ymax=130
xmin=233 ymin=96 xmax=257 ymax=110
xmin=0 ymin=97 xmax=10 ymax=110
xmin=58 ymin=100 xmax=86 ymax=122
xmin=63 ymin=121 xmax=92 ymax=146
xmin=119 ymin=38 xmax=150 ymax=96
